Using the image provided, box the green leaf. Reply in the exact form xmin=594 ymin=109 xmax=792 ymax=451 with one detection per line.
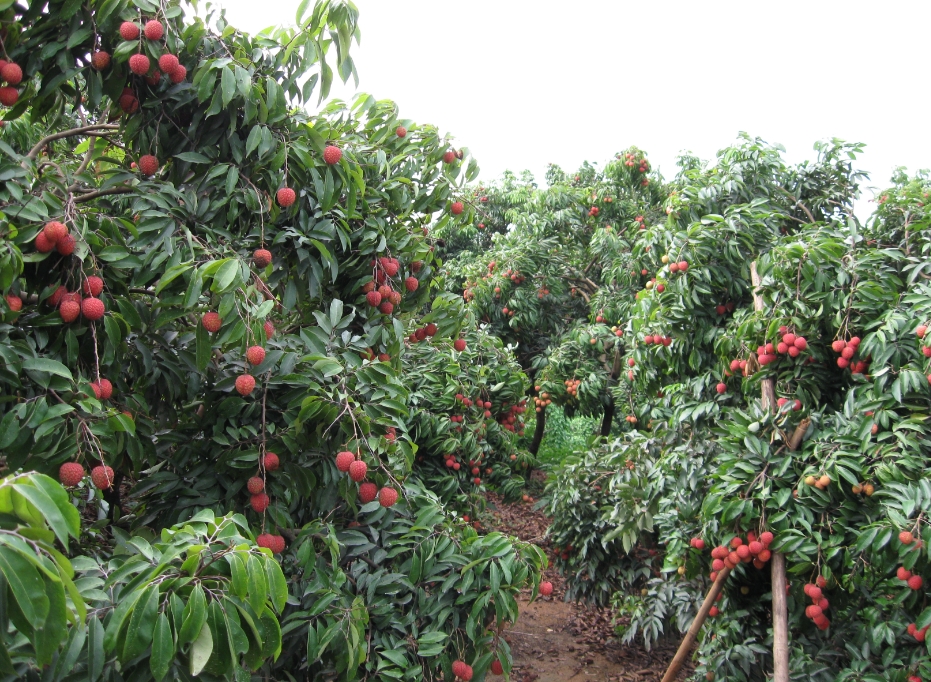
xmin=0 ymin=545 xmax=49 ymax=629
xmin=151 ymin=612 xmax=175 ymax=681
xmin=189 ymin=613 xmax=213 ymax=676
xmin=196 ymin=320 xmax=212 ymax=372
xmin=178 ymin=585 xmax=207 ymax=646
xmin=87 ymin=615 xmax=105 ymax=681
xmin=221 ymin=66 xmax=236 ymax=107
xmin=21 ymin=358 xmax=73 ymax=381
xmin=12 ymin=479 xmax=75 ymax=550
xmin=122 ymin=583 xmax=159 ymax=662
xmin=246 ymin=555 xmax=268 ymax=615
xmin=175 ymin=151 xmax=212 ymax=164
xmin=264 ymin=556 xmax=288 ymax=614
xmin=211 ymin=259 xmax=241 ymax=293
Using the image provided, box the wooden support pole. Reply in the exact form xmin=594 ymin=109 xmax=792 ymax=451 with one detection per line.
xmin=750 ymin=260 xmax=789 ymax=682
xmin=661 ymin=568 xmax=731 ymax=682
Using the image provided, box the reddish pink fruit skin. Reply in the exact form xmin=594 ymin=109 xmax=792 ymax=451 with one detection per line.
xmin=348 ymin=460 xmax=367 ymax=482
xmin=335 ymin=451 xmax=354 ymax=472
xmin=59 ymin=462 xmax=85 ymax=486
xmin=263 ymin=452 xmax=280 ymax=471
xmin=323 ymin=146 xmax=342 ymax=164
xmin=359 ymin=482 xmax=378 ymax=504
xmin=378 ymin=487 xmax=399 ymax=507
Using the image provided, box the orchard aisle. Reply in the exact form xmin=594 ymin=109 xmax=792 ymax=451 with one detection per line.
xmin=485 ymin=491 xmax=690 ymax=682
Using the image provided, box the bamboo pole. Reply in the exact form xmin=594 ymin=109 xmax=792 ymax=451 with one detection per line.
xmin=750 ymin=261 xmax=789 ymax=682
xmin=660 ymin=568 xmax=731 ymax=682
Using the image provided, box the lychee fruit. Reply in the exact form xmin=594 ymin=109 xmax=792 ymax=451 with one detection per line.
xmin=138 ymin=154 xmax=159 ymax=175
xmin=35 ymin=231 xmax=54 ymax=253
xmin=143 ymin=20 xmax=164 ymax=40
xmin=405 ymin=276 xmax=419 ymax=292
xmin=90 ymin=465 xmax=115 ymax=490
xmin=908 ymin=575 xmax=924 ymax=591
xmin=426 ymin=323 xmax=438 ymax=336
xmin=264 ymin=320 xmax=275 ymax=339
xmin=277 ymin=187 xmax=296 ymax=207
xmin=246 ymin=345 xmax=266 ymax=365
xmin=335 ymin=450 xmax=355 ymax=472
xmin=348 ymin=460 xmax=367 ymax=482
xmin=119 ymin=21 xmax=140 ymax=40
xmin=323 ymin=146 xmax=342 ymax=164
xmin=379 ymin=301 xmax=394 ymax=314
xmin=91 ymin=51 xmax=111 ymax=70
xmin=82 ymin=276 xmax=104 ymax=296
xmin=81 ymin=297 xmax=106 ymax=320
xmin=202 ymin=312 xmax=222 ymax=332
xmin=43 ymin=221 xmax=68 ymax=243
xmin=169 ymin=64 xmax=187 ymax=83
xmin=451 ymin=201 xmax=464 ymax=215
xmin=146 ymin=69 xmax=162 ymax=85
xmin=253 ymin=248 xmax=272 ymax=268
xmin=0 ymin=87 xmax=18 ymax=107
xmin=1 ymin=63 xmax=22 ymax=85
xmin=247 ymin=476 xmax=265 ymax=494
xmin=540 ymin=581 xmax=554 ymax=596
xmin=366 ymin=291 xmax=382 ymax=306
xmin=396 ymin=126 xmax=407 ymax=137
xmin=451 ymin=661 xmax=473 ymax=681
xmin=235 ymin=374 xmax=256 ymax=396
xmin=490 ymin=660 xmax=503 ymax=675
xmin=379 ymin=487 xmax=399 ymax=507
xmin=250 ymin=493 xmax=270 ymax=512
xmin=158 ymin=54 xmax=179 ymax=73
xmin=715 ymin=383 xmax=727 ymax=394
xmin=359 ymin=482 xmax=378 ymax=504
xmin=5 ymin=294 xmax=22 ymax=312
xmin=90 ymin=378 xmax=113 ymax=400
xmin=256 ymin=533 xmax=276 ymax=550
xmin=59 ymin=462 xmax=85 ymax=486
xmin=454 ymin=339 xmax=467 ymax=352
xmin=59 ymin=300 xmax=80 ymax=323
xmin=129 ymin=53 xmax=150 ymax=76
xmin=263 ymin=452 xmax=280 ymax=471
xmin=56 ymin=234 xmax=76 ymax=255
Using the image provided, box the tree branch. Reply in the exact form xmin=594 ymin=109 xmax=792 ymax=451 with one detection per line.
xmin=25 ymin=124 xmax=119 ymax=161
xmin=73 ymin=186 xmax=134 ymax=203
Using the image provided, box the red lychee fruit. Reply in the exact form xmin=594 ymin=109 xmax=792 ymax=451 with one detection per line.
xmin=451 ymin=201 xmax=464 ymax=215
xmin=908 ymin=575 xmax=924 ymax=591
xmin=158 ymin=54 xmax=179 ymax=74
xmin=443 ymin=150 xmax=456 ymax=163
xmin=451 ymin=661 xmax=473 ymax=681
xmin=128 ymin=53 xmax=150 ymax=76
xmin=202 ymin=312 xmax=222 ymax=332
xmin=246 ymin=345 xmax=266 ymax=366
xmin=247 ymin=476 xmax=264 ymax=494
xmin=323 ymin=146 xmax=342 ymax=164
xmin=405 ymin=276 xmax=419 ymax=292
xmin=349 ymin=459 xmax=367 ymax=482
xmin=0 ymin=87 xmax=18 ymax=107
xmin=60 ymin=300 xmax=80 ymax=323
xmin=276 ymin=187 xmax=296 ymax=207
xmin=454 ymin=339 xmax=467 ymax=352
xmin=143 ymin=20 xmax=164 ymax=40
xmin=43 ymin=220 xmax=68 ymax=244
xmin=56 ymin=234 xmax=76 ymax=255
xmin=262 ymin=452 xmax=280 ymax=471
xmin=92 ymin=51 xmax=111 ymax=70
xmin=396 ymin=126 xmax=407 ymax=137
xmin=335 ymin=451 xmax=355 ymax=472
xmin=118 ymin=91 xmax=139 ymax=114
xmin=119 ymin=21 xmax=140 ymax=40
xmin=379 ymin=301 xmax=394 ymax=315
xmin=250 ymin=493 xmax=270 ymax=512
xmin=715 ymin=382 xmax=727 ymax=394
xmin=264 ymin=320 xmax=275 ymax=339
xmin=901 ymin=531 xmax=915 ymax=545
xmin=540 ymin=581 xmax=554 ymax=596
xmin=5 ymin=294 xmax=22 ymax=312
xmin=138 ymin=154 xmax=158 ymax=175
xmin=35 ymin=231 xmax=54 ymax=253
xmin=146 ymin=68 xmax=161 ymax=85
xmin=235 ymin=374 xmax=256 ymax=396
xmin=81 ymin=297 xmax=105 ymax=320
xmin=490 ymin=660 xmax=504 ymax=675
xmin=253 ymin=248 xmax=272 ymax=268
xmin=91 ymin=465 xmax=115 ymax=490
xmin=59 ymin=462 xmax=85 ymax=486
xmin=256 ymin=533 xmax=276 ymax=550
xmin=90 ymin=378 xmax=113 ymax=400
xmin=359 ymin=482 xmax=378 ymax=504
xmin=898 ymin=566 xmax=913 ymax=581
xmin=379 ymin=487 xmax=399 ymax=507
xmin=82 ymin=276 xmax=104 ymax=296
xmin=425 ymin=323 xmax=438 ymax=336
xmin=366 ymin=291 xmax=382 ymax=306
xmin=169 ymin=64 xmax=187 ymax=83
xmin=1 ymin=63 xmax=22 ymax=85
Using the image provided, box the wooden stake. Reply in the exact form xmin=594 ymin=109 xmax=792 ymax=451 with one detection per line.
xmin=660 ymin=568 xmax=731 ymax=682
xmin=750 ymin=260 xmax=790 ymax=682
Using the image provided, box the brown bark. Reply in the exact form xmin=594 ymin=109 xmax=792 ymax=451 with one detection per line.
xmin=529 ymin=407 xmax=546 ymax=456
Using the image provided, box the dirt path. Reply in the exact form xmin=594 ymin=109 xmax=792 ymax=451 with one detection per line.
xmin=484 ymin=491 xmax=691 ymax=682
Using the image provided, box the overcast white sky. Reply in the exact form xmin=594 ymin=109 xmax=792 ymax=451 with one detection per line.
xmin=214 ymin=0 xmax=928 ymax=209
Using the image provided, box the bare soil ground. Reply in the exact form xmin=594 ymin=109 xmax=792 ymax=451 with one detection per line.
xmin=484 ymin=490 xmax=691 ymax=682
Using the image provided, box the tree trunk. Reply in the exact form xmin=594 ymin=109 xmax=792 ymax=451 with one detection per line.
xmin=529 ymin=408 xmax=546 ymax=456
xmin=600 ymin=398 xmax=614 ymax=437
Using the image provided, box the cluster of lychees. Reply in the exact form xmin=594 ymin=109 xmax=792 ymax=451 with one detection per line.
xmin=830 ymin=335 xmax=869 ymax=373
xmin=408 ymin=322 xmax=438 ymax=344
xmin=803 ymin=578 xmax=831 ymax=630
xmin=334 ymin=450 xmax=399 ymax=507
xmin=642 ymin=333 xmax=672 ymax=347
xmin=916 ymin=325 xmax=931 ymax=385
xmin=0 ymin=59 xmax=23 ymax=107
xmin=755 ymin=328 xmax=809 ymax=366
xmin=200 ymin=312 xmax=274 ymax=397
xmin=587 ymin=206 xmax=600 ymax=218
xmin=246 ymin=451 xmax=287 ymax=554
xmin=59 ymin=462 xmax=116 ymax=491
xmin=708 ymin=531 xmax=775 ymax=580
xmin=362 ymin=256 xmax=416 ymax=316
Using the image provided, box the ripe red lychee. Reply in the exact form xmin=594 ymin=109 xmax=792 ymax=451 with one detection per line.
xmin=43 ymin=220 xmax=68 ymax=243
xmin=235 ymin=374 xmax=256 ymax=396
xmin=276 ymin=187 xmax=296 ymax=207
xmin=366 ymin=291 xmax=382 ymax=306
xmin=451 ymin=201 xmax=464 ymax=215
xmin=250 ymin=493 xmax=270 ymax=512
xmin=138 ymin=154 xmax=158 ymax=175
xmin=335 ymin=451 xmax=355 ymax=472
xmin=454 ymin=339 xmax=467 ymax=352
xmin=90 ymin=378 xmax=113 ymax=400
xmin=143 ymin=20 xmax=164 ymax=40
xmin=60 ymin=300 xmax=80 ymax=323
xmin=129 ymin=53 xmax=150 ymax=76
xmin=379 ymin=487 xmax=399 ymax=507
xmin=202 ymin=312 xmax=222 ymax=332
xmin=540 ymin=581 xmax=554 ymax=596
xmin=715 ymin=383 xmax=727 ymax=394
xmin=405 ymin=276 xmax=419 ymax=292
xmin=5 ymin=294 xmax=22 ymax=312
xmin=118 ymin=91 xmax=139 ymax=114
xmin=247 ymin=476 xmax=264 ymax=494
xmin=158 ymin=54 xmax=179 ymax=73
xmin=262 ymin=452 xmax=280 ymax=471
xmin=264 ymin=320 xmax=275 ymax=339
xmin=256 ymin=533 xmax=276 ymax=550
xmin=451 ymin=661 xmax=473 ymax=681
xmin=119 ymin=21 xmax=140 ymax=40
xmin=1 ymin=63 xmax=22 ymax=85
xmin=678 ymin=261 xmax=689 ymax=272
xmin=92 ymin=51 xmax=111 ymax=70
xmin=0 ymin=87 xmax=18 ymax=107
xmin=35 ymin=231 xmax=54 ymax=253
xmin=169 ymin=64 xmax=187 ymax=83
xmin=56 ymin=234 xmax=76 ymax=255
xmin=359 ymin=482 xmax=378 ymax=504
xmin=246 ymin=345 xmax=266 ymax=366
xmin=253 ymin=248 xmax=272 ymax=268
xmin=908 ymin=575 xmax=924 ymax=591
xmin=425 ymin=323 xmax=438 ymax=336
xmin=900 ymin=531 xmax=915 ymax=545
xmin=82 ymin=297 xmax=105 ymax=320
xmin=59 ymin=462 xmax=85 ymax=486
xmin=396 ymin=126 xmax=407 ymax=137
xmin=443 ymin=150 xmax=456 ymax=164
xmin=323 ymin=146 xmax=342 ymax=164
xmin=379 ymin=301 xmax=394 ymax=315
xmin=349 ymin=460 xmax=367 ymax=482
xmin=490 ymin=660 xmax=503 ymax=676
xmin=82 ymin=276 xmax=104 ymax=296
xmin=91 ymin=465 xmax=115 ymax=490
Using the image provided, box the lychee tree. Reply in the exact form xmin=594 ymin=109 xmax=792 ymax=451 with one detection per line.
xmin=0 ymin=0 xmax=544 ymax=678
